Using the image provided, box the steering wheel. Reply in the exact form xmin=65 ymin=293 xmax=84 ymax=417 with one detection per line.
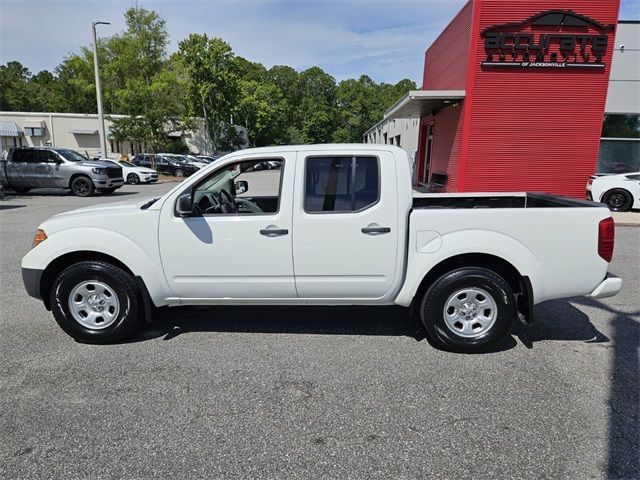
xmin=217 ymin=188 xmax=236 ymax=214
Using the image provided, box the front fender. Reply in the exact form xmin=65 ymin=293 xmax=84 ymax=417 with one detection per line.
xmin=21 ymin=227 xmax=172 ymax=306
xmin=394 ymin=229 xmax=544 ymax=307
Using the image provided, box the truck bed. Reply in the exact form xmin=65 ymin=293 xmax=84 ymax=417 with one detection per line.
xmin=412 ymin=192 xmax=600 ymax=209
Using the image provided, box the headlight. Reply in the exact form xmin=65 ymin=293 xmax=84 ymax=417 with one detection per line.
xmin=92 ymin=167 xmax=107 ymax=174
xmin=32 ymin=229 xmax=47 ymax=249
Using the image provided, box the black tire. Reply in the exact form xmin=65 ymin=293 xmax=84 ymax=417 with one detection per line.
xmin=98 ymin=188 xmax=117 ymax=194
xmin=602 ymin=188 xmax=633 ymax=212
xmin=420 ymin=267 xmax=517 ymax=353
xmin=50 ymin=261 xmax=141 ymax=344
xmin=70 ymin=176 xmax=95 ymax=197
xmin=127 ymin=173 xmax=140 ymax=184
xmin=173 ymin=168 xmax=184 ymax=178
xmin=12 ymin=187 xmax=31 ymax=194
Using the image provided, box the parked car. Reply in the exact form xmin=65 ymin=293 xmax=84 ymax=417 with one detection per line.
xmin=0 ymin=147 xmax=123 ymax=197
xmin=160 ymin=154 xmax=207 ymax=170
xmin=103 ymin=160 xmax=158 ymax=184
xmin=21 ymin=145 xmax=622 ymax=352
xmin=131 ymin=154 xmax=198 ymax=177
xmin=587 ymin=172 xmax=640 ymax=212
xmin=197 ymin=155 xmax=220 ymax=163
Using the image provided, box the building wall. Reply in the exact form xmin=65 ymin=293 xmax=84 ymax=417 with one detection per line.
xmin=363 ymin=117 xmax=421 ymax=164
xmin=428 ymin=104 xmax=465 ymax=190
xmin=605 ymin=22 xmax=640 ymax=114
xmin=422 ymin=1 xmax=473 ymax=90
xmin=0 ymin=112 xmax=244 ymax=159
xmin=461 ymin=0 xmax=621 ymax=197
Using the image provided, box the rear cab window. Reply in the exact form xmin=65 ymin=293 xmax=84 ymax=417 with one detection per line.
xmin=304 ymin=156 xmax=380 ymax=213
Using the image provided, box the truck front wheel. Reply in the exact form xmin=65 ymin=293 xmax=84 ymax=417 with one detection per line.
xmin=50 ymin=261 xmax=141 ymax=343
xmin=70 ymin=176 xmax=95 ymax=197
xmin=420 ymin=268 xmax=517 ymax=353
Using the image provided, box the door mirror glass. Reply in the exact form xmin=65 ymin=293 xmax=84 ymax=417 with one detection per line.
xmin=176 ymin=192 xmax=194 ymax=217
xmin=234 ymin=180 xmax=248 ymax=195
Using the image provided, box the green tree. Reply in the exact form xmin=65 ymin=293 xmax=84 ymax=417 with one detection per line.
xmin=177 ymin=34 xmax=240 ymax=153
xmin=105 ymin=7 xmax=192 ymax=151
xmin=55 ymin=52 xmax=98 ymax=113
xmin=298 ymin=67 xmax=338 ymax=144
xmin=0 ymin=61 xmax=33 ymax=111
xmin=235 ymin=80 xmax=287 ymax=147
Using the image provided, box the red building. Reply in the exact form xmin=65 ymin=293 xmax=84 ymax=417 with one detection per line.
xmin=384 ymin=0 xmax=621 ymax=197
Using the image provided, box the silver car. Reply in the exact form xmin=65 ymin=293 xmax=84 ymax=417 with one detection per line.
xmin=0 ymin=147 xmax=123 ymax=197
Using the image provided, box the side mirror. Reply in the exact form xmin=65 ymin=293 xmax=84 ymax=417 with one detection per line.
xmin=176 ymin=192 xmax=193 ymax=217
xmin=234 ymin=180 xmax=248 ymax=195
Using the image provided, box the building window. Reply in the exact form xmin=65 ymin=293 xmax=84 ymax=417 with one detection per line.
xmin=597 ymin=139 xmax=640 ymax=174
xmin=597 ymin=114 xmax=640 ymax=173
xmin=24 ymin=127 xmax=45 ymax=137
xmin=395 ymin=135 xmax=401 ymax=147
xmin=383 ymin=133 xmax=388 ymax=144
xmin=602 ymin=114 xmax=640 ymax=138
xmin=110 ymin=140 xmax=121 ymax=153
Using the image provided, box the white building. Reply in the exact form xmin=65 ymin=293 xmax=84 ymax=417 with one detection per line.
xmin=0 ymin=111 xmax=247 ymax=159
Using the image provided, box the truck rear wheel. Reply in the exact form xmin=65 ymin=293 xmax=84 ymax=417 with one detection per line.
xmin=70 ymin=176 xmax=95 ymax=197
xmin=420 ymin=268 xmax=517 ymax=353
xmin=50 ymin=261 xmax=141 ymax=344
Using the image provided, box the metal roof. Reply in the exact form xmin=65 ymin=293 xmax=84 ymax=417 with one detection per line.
xmin=0 ymin=121 xmax=24 ymax=137
xmin=69 ymin=128 xmax=98 ymax=135
xmin=383 ymin=90 xmax=466 ymax=120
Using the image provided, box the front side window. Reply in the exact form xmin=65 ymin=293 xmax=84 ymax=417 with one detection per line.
xmin=58 ymin=149 xmax=88 ymax=162
xmin=191 ymin=159 xmax=283 ymax=215
xmin=305 ymin=156 xmax=379 ymax=213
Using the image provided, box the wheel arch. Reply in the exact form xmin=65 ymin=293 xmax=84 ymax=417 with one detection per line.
xmin=40 ymin=251 xmax=135 ymax=310
xmin=409 ymin=253 xmax=533 ymax=323
xmin=602 ymin=187 xmax=633 ymax=209
xmin=68 ymin=172 xmax=93 ymax=189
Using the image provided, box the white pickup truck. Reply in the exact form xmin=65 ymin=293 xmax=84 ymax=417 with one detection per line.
xmin=22 ymin=145 xmax=622 ymax=353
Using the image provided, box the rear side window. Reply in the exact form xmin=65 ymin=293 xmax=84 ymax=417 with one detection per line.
xmin=304 ymin=156 xmax=379 ymax=213
xmin=11 ymin=149 xmax=37 ymax=163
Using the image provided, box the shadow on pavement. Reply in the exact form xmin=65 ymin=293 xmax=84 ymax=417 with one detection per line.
xmin=0 ymin=204 xmax=26 ymax=210
xmin=134 ymin=300 xmax=615 ymax=353
xmin=135 ymin=305 xmax=427 ymax=342
xmin=571 ymin=297 xmax=639 ymax=480
xmin=513 ymin=300 xmax=610 ymax=347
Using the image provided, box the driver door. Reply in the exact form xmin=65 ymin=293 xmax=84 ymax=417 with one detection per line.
xmin=158 ymin=152 xmax=296 ymax=301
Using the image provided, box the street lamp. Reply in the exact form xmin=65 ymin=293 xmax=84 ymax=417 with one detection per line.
xmin=92 ymin=21 xmax=110 ymax=158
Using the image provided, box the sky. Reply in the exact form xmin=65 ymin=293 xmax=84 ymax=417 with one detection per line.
xmin=1 ymin=0 xmax=639 ymax=85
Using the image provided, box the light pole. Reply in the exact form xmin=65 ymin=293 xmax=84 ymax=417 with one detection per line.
xmin=92 ymin=21 xmax=110 ymax=158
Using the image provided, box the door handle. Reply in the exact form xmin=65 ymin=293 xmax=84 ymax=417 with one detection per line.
xmin=260 ymin=228 xmax=289 ymax=237
xmin=361 ymin=226 xmax=391 ymax=235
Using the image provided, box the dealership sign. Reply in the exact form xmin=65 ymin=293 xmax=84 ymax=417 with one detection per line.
xmin=481 ymin=10 xmax=614 ymax=70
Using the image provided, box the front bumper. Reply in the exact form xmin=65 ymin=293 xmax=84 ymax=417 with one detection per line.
xmin=588 ymin=274 xmax=622 ymax=299
xmin=22 ymin=267 xmax=43 ymax=300
xmin=95 ymin=177 xmax=124 ymax=188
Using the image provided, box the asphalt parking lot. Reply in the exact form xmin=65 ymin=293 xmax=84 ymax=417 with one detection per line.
xmin=0 ymin=184 xmax=638 ymax=479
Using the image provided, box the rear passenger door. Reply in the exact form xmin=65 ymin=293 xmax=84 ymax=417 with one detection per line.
xmin=292 ymin=150 xmax=399 ymax=299
xmin=7 ymin=149 xmax=38 ymax=187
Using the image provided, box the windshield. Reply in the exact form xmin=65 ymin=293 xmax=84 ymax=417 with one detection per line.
xmin=119 ymin=161 xmax=135 ymax=167
xmin=58 ymin=149 xmax=89 ymax=162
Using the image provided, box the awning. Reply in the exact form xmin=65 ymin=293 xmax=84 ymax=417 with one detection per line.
xmin=69 ymin=128 xmax=98 ymax=135
xmin=384 ymin=90 xmax=466 ymax=120
xmin=0 ymin=121 xmax=24 ymax=137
